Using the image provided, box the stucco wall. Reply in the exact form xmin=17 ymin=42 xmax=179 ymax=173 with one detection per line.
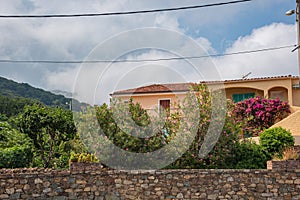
xmin=116 ymin=93 xmax=186 ymax=112
xmin=113 ymin=77 xmax=300 ymax=109
xmin=292 ymin=89 xmax=300 ymax=106
xmin=0 ymin=166 xmax=300 ymax=199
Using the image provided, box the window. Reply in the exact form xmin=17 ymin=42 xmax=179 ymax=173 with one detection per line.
xmin=232 ymin=93 xmax=255 ymax=103
xmin=270 ymin=91 xmax=284 ymax=101
xmin=159 ymin=99 xmax=170 ymax=114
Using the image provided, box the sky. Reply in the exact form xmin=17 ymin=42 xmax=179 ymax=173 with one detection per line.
xmin=0 ymin=0 xmax=298 ymax=104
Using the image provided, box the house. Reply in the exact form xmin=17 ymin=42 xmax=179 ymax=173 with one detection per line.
xmin=110 ymin=75 xmax=300 ymax=113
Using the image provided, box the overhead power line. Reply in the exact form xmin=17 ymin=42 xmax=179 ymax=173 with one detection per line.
xmin=0 ymin=0 xmax=251 ymax=18
xmin=0 ymin=44 xmax=296 ymax=64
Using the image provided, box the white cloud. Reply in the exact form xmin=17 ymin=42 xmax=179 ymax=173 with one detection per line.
xmin=45 ymin=30 xmax=216 ymax=104
xmin=0 ymin=1 xmax=297 ymax=104
xmin=214 ymin=23 xmax=298 ymax=79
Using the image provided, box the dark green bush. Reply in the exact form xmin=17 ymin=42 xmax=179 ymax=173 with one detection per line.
xmin=0 ymin=145 xmax=33 ymax=168
xmin=0 ymin=121 xmax=33 ymax=168
xmin=234 ymin=141 xmax=269 ymax=169
xmin=259 ymin=127 xmax=294 ymax=157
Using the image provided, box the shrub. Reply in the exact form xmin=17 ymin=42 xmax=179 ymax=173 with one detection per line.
xmin=0 ymin=121 xmax=33 ymax=168
xmin=232 ymin=96 xmax=290 ymax=137
xmin=0 ymin=146 xmax=33 ymax=168
xmin=234 ymin=141 xmax=269 ymax=169
xmin=273 ymin=147 xmax=299 ymax=161
xmin=259 ymin=127 xmax=294 ymax=158
xmin=69 ymin=152 xmax=99 ymax=163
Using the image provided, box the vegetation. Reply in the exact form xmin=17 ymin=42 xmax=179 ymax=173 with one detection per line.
xmin=259 ymin=127 xmax=295 ymax=158
xmin=16 ymin=104 xmax=82 ymax=168
xmin=88 ymin=85 xmax=278 ymax=169
xmin=69 ymin=152 xmax=99 ymax=163
xmin=232 ymin=96 xmax=290 ymax=137
xmin=166 ymin=85 xmax=269 ymax=169
xmin=0 ymin=95 xmax=37 ymax=119
xmin=0 ymin=121 xmax=33 ymax=168
xmin=95 ymin=100 xmax=167 ymax=154
xmin=0 ymin=79 xmax=295 ymax=170
xmin=233 ymin=141 xmax=269 ymax=169
xmin=0 ymin=76 xmax=86 ymax=112
xmin=272 ymin=147 xmax=299 ymax=161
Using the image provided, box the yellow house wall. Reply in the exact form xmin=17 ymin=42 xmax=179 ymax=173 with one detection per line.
xmin=225 ymin=88 xmax=264 ymax=100
xmin=291 ymin=79 xmax=300 ymax=106
xmin=112 ymin=77 xmax=300 ymax=109
xmin=292 ymin=89 xmax=300 ymax=106
xmin=114 ymin=93 xmax=186 ymax=111
xmin=224 ymin=78 xmax=294 ymax=104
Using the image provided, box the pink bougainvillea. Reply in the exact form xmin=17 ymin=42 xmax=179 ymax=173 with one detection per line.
xmin=232 ymin=96 xmax=290 ymax=137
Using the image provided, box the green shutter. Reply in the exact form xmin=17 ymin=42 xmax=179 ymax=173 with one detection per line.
xmin=232 ymin=93 xmax=255 ymax=103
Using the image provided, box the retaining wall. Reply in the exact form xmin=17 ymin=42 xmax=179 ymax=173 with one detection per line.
xmin=0 ymin=166 xmax=300 ymax=199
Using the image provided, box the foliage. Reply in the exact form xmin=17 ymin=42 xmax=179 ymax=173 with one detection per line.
xmin=273 ymin=147 xmax=299 ymax=161
xmin=183 ymin=85 xmax=240 ymax=169
xmin=259 ymin=127 xmax=295 ymax=158
xmin=166 ymin=85 xmax=270 ymax=169
xmin=232 ymin=96 xmax=290 ymax=137
xmin=76 ymin=84 xmax=286 ymax=169
xmin=162 ymin=84 xmax=242 ymax=169
xmin=17 ymin=104 xmax=77 ymax=168
xmin=0 ymin=76 xmax=86 ymax=111
xmin=95 ymin=100 xmax=167 ymax=153
xmin=69 ymin=152 xmax=99 ymax=163
xmin=0 ymin=121 xmax=33 ymax=168
xmin=233 ymin=141 xmax=269 ymax=169
xmin=0 ymin=95 xmax=37 ymax=118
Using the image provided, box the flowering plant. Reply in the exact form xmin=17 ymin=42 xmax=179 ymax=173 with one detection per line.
xmin=232 ymin=96 xmax=290 ymax=137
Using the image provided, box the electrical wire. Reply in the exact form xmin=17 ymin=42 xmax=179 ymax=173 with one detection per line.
xmin=0 ymin=0 xmax=251 ymax=18
xmin=0 ymin=44 xmax=296 ymax=64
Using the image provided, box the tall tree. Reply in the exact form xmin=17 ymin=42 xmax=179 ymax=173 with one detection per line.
xmin=17 ymin=104 xmax=77 ymax=168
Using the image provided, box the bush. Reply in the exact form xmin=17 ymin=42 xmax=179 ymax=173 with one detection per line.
xmin=234 ymin=141 xmax=269 ymax=169
xmin=0 ymin=121 xmax=33 ymax=168
xmin=69 ymin=152 xmax=99 ymax=163
xmin=259 ymin=127 xmax=294 ymax=157
xmin=0 ymin=145 xmax=33 ymax=168
xmin=273 ymin=147 xmax=299 ymax=161
xmin=232 ymin=96 xmax=290 ymax=137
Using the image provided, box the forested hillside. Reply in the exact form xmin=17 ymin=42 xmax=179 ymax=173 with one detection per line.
xmin=0 ymin=76 xmax=85 ymax=115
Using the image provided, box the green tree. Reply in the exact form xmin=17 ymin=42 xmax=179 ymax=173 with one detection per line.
xmin=0 ymin=121 xmax=33 ymax=168
xmin=95 ymin=100 xmax=166 ymax=153
xmin=17 ymin=104 xmax=77 ymax=168
xmin=170 ymin=84 xmax=241 ymax=169
xmin=0 ymin=95 xmax=37 ymax=118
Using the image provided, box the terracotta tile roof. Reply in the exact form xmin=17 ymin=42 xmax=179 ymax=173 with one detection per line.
xmin=223 ymin=75 xmax=298 ymax=83
xmin=111 ymin=75 xmax=299 ymax=95
xmin=201 ymin=75 xmax=298 ymax=84
xmin=112 ymin=83 xmax=196 ymax=95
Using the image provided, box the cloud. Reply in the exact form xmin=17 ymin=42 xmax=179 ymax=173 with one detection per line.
xmin=48 ymin=29 xmax=216 ymax=104
xmin=214 ymin=23 xmax=298 ymax=79
xmin=0 ymin=1 xmax=297 ymax=104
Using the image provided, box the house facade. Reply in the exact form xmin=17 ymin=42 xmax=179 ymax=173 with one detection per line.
xmin=110 ymin=75 xmax=300 ymax=113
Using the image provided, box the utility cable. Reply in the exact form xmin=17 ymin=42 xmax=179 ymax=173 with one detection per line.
xmin=0 ymin=0 xmax=251 ymax=18
xmin=0 ymin=44 xmax=296 ymax=64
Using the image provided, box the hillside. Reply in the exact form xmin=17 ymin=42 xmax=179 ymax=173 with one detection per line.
xmin=0 ymin=76 xmax=86 ymax=113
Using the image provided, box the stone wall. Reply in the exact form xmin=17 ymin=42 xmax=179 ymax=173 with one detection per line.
xmin=267 ymin=160 xmax=300 ymax=170
xmin=0 ymin=167 xmax=300 ymax=199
